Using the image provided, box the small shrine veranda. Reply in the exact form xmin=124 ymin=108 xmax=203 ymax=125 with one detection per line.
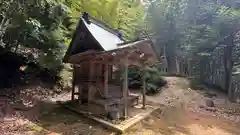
xmin=62 ymin=13 xmax=159 ymax=129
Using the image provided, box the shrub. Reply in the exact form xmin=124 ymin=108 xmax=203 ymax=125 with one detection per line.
xmin=189 ymin=77 xmax=206 ymax=90
xmin=128 ymin=66 xmax=167 ymax=95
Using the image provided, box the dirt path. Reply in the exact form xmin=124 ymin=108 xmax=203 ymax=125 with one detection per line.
xmin=126 ymin=106 xmax=240 ymax=135
xmin=1 ymin=77 xmax=240 ymax=135
xmin=145 ymin=77 xmax=192 ymax=106
xmin=126 ymin=77 xmax=240 ymax=135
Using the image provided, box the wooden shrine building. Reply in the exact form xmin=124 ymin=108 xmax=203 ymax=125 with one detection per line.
xmin=63 ymin=12 xmax=159 ymax=119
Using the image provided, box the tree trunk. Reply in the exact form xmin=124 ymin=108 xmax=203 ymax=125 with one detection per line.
xmin=163 ymin=44 xmax=168 ymax=73
xmin=223 ymin=47 xmax=228 ymax=90
xmin=0 ymin=16 xmax=10 ymax=48
xmin=199 ymin=58 xmax=204 ymax=81
xmin=223 ymin=35 xmax=234 ymax=101
xmin=227 ymin=40 xmax=234 ymax=101
xmin=176 ymin=56 xmax=180 ymax=75
xmin=166 ymin=55 xmax=176 ymax=74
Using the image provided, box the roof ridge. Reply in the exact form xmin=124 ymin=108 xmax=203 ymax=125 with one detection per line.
xmin=88 ymin=16 xmax=118 ymax=36
xmin=81 ymin=12 xmax=124 ymax=40
xmin=82 ymin=13 xmax=124 ymax=40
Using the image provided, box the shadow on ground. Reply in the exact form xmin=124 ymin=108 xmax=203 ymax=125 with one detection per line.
xmin=2 ymin=98 xmax=111 ymax=135
xmin=33 ymin=101 xmax=111 ymax=135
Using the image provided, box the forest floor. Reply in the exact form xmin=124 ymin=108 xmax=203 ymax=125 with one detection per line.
xmin=126 ymin=77 xmax=240 ymax=135
xmin=1 ymin=77 xmax=240 ymax=135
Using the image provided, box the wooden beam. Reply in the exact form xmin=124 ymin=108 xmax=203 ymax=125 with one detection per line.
xmin=68 ymin=50 xmax=98 ymax=63
xmin=104 ymin=63 xmax=109 ymax=98
xmin=58 ymin=101 xmax=159 ymax=134
xmin=69 ymin=47 xmax=158 ymax=68
xmin=123 ymin=61 xmax=129 ymax=118
xmin=91 ymin=55 xmax=144 ymax=67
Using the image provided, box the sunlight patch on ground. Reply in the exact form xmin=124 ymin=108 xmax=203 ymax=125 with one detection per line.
xmin=186 ymin=124 xmax=232 ymax=135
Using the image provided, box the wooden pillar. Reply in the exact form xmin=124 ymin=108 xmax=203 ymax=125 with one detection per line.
xmin=104 ymin=63 xmax=109 ymax=98
xmin=123 ymin=62 xmax=128 ymax=118
xmin=108 ymin=65 xmax=113 ymax=80
xmin=71 ymin=65 xmax=76 ymax=101
xmin=142 ymin=67 xmax=146 ymax=109
xmin=88 ymin=62 xmax=94 ymax=103
xmin=78 ymin=85 xmax=82 ymax=104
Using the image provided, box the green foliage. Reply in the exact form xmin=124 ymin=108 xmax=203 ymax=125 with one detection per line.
xmin=1 ymin=0 xmax=69 ymax=66
xmin=128 ymin=67 xmax=167 ymax=95
xmin=146 ymin=0 xmax=240 ymax=56
xmin=1 ymin=0 xmax=145 ymax=58
xmin=145 ymin=0 xmax=240 ymax=74
xmin=65 ymin=0 xmax=145 ymax=40
xmin=189 ymin=77 xmax=206 ymax=90
xmin=0 ymin=0 xmax=145 ymax=87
